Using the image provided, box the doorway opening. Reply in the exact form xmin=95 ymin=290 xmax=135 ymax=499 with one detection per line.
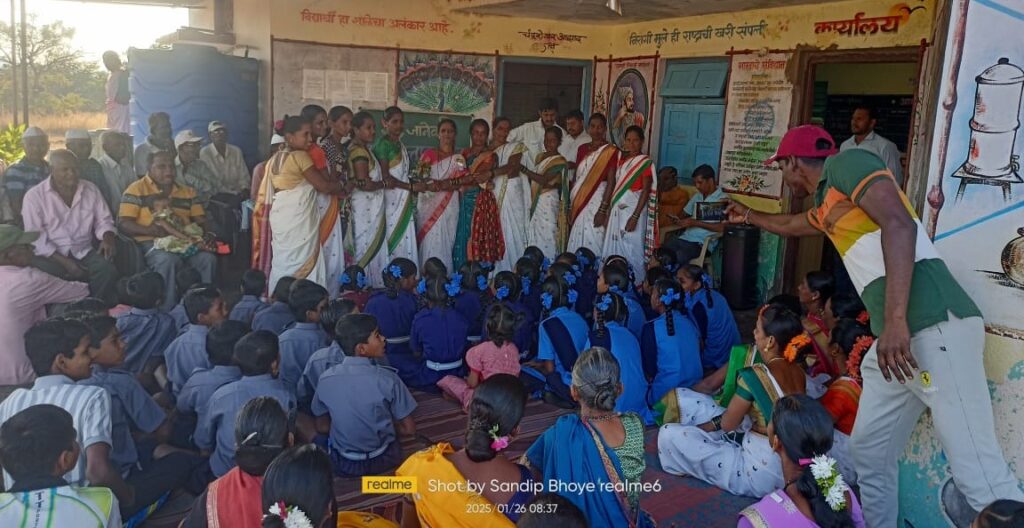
xmin=784 ymin=49 xmax=921 ymax=294
xmin=498 ymin=59 xmax=591 ymax=127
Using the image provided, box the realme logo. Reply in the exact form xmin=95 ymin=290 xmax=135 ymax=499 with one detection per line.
xmin=362 ymin=476 xmax=417 ymax=494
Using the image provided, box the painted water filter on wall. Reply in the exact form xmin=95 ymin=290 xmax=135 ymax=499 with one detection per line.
xmin=963 ymin=58 xmax=1023 ymax=178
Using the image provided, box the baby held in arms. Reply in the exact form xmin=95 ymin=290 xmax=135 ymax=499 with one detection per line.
xmin=150 ymin=197 xmax=215 ymax=257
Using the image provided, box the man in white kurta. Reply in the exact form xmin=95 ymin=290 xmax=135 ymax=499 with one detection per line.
xmin=508 ymin=97 xmax=565 ymax=161
xmin=839 ymin=106 xmax=903 ymax=186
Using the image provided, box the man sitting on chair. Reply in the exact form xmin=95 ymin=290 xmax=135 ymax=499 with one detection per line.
xmin=662 ymin=164 xmax=727 ymax=265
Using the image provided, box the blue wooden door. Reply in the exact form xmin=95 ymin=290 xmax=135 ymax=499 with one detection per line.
xmin=658 ymin=102 xmax=724 ymax=183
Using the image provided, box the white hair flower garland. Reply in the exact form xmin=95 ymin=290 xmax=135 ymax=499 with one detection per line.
xmin=265 ymin=502 xmax=315 ymax=528
xmin=809 ymin=455 xmax=850 ymax=511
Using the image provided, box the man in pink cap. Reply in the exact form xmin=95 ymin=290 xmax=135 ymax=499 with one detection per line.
xmin=726 ymin=126 xmax=1022 ymax=526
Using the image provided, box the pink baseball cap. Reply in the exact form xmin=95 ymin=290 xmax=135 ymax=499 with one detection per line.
xmin=763 ymin=125 xmax=838 ymax=166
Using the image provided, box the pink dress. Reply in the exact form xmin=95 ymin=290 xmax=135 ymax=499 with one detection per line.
xmin=437 ymin=341 xmax=521 ymax=409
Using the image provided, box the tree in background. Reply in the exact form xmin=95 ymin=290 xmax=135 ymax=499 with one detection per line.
xmin=0 ymin=17 xmax=105 ymax=116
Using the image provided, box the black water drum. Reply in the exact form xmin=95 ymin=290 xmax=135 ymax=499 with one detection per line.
xmin=720 ymin=225 xmax=761 ymax=310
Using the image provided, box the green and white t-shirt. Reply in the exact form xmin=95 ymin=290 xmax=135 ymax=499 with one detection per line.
xmin=806 ymin=149 xmax=980 ymax=336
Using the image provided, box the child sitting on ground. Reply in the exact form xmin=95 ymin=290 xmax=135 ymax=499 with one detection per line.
xmin=678 ymin=264 xmax=741 ymax=372
xmin=277 ymin=279 xmax=331 ymax=394
xmin=0 ymin=405 xmax=121 ymax=527
xmin=180 ymin=397 xmax=293 ymax=528
xmin=229 ymin=269 xmax=269 ymax=325
xmin=642 ymin=278 xmax=702 ymax=406
xmin=521 ymin=276 xmax=589 ymax=408
xmin=76 ymin=314 xmax=204 ymax=516
xmin=364 ymin=258 xmax=419 ymax=384
xmin=584 ymin=292 xmax=652 ymax=424
xmin=150 ymin=197 xmax=215 ymax=257
xmin=515 ymin=256 xmax=543 ymax=324
xmin=598 ymin=262 xmax=644 ymax=338
xmin=164 ymin=286 xmax=228 ymax=397
xmin=452 ymin=261 xmax=491 ymax=346
xmin=639 ymin=266 xmax=672 ymax=320
xmin=115 ymin=271 xmax=176 ymax=379
xmin=313 ymin=313 xmax=417 ymax=477
xmin=297 ymin=299 xmax=359 ymax=410
xmin=338 ymin=265 xmax=371 ymax=312
xmin=422 ymin=257 xmax=448 ymax=282
xmin=409 ymin=276 xmax=470 ymax=391
xmin=252 ymin=276 xmax=297 ymax=335
xmin=195 ymin=331 xmax=296 ymax=479
xmin=438 ymin=303 xmax=522 ymax=409
xmin=484 ymin=271 xmax=534 ymax=359
xmin=821 ymin=318 xmax=874 ymax=487
xmin=169 ymin=268 xmax=203 ymax=331
xmin=175 ymin=320 xmax=248 ymax=434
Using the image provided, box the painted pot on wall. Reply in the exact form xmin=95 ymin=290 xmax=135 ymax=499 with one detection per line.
xmin=962 ymin=58 xmax=1024 ymax=178
xmin=1002 ymin=227 xmax=1024 ymax=287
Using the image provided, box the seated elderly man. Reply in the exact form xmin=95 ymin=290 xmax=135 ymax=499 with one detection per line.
xmin=201 ymin=121 xmax=250 ymax=195
xmin=120 ymin=150 xmax=216 ymax=311
xmin=65 ymin=129 xmax=116 ymax=213
xmin=0 ymin=224 xmax=88 ymax=385
xmin=22 ymin=150 xmax=119 ymax=304
xmin=174 ymin=130 xmax=218 ymax=204
xmin=96 ymin=131 xmax=136 ymax=213
xmin=4 ymin=126 xmax=51 ymax=224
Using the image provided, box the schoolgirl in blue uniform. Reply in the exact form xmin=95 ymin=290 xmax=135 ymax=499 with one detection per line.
xmin=421 ymin=257 xmax=448 ymax=282
xmin=523 ymin=245 xmax=546 ymax=269
xmin=515 ymin=257 xmax=543 ymax=325
xmin=641 ymin=278 xmax=702 ymax=406
xmin=452 ymin=261 xmax=490 ymax=345
xmin=573 ymin=247 xmax=601 ymax=324
xmin=678 ymin=264 xmax=742 ymax=372
xmin=640 ymin=266 xmax=673 ymax=321
xmin=521 ymin=276 xmax=589 ymax=407
xmin=598 ymin=262 xmax=645 ymax=339
xmin=555 ymin=252 xmax=594 ymax=325
xmin=482 ymin=271 xmax=535 ymax=359
xmin=408 ymin=277 xmax=470 ymax=391
xmin=584 ymin=292 xmax=654 ymax=425
xmin=363 ymin=258 xmax=420 ymax=387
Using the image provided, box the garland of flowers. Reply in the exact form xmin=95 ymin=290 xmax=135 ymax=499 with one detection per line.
xmin=264 ymin=502 xmax=315 ymax=528
xmin=784 ymin=333 xmax=812 ymax=362
xmin=808 ymin=455 xmax=850 ymax=511
xmin=846 ymin=335 xmax=874 ymax=383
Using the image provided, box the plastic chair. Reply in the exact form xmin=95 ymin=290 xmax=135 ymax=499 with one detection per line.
xmin=690 ymin=232 xmax=723 ymax=285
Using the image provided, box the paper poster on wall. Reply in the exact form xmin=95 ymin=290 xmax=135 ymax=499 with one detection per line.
xmin=397 ymin=51 xmax=496 ymax=124
xmin=607 ymin=57 xmax=656 ymax=147
xmin=719 ymin=52 xmax=793 ymax=198
xmin=592 ymin=59 xmax=611 ymax=116
xmin=302 ymin=69 xmax=326 ymax=100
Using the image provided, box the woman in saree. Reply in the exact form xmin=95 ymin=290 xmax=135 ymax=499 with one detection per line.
xmin=567 ymin=113 xmax=618 ymax=253
xmin=524 ymin=347 xmax=654 ymax=528
xmin=397 ymin=374 xmax=535 ymax=527
xmin=603 ymin=126 xmax=657 ymax=284
xmin=489 ymin=116 xmax=531 ymax=273
xmin=657 ymin=304 xmax=811 ymax=498
xmin=523 ymin=127 xmax=569 ymax=259
xmin=416 ymin=119 xmax=463 ymax=272
xmin=322 ymin=105 xmax=354 ymax=269
xmin=303 ymin=104 xmax=350 ymax=289
xmin=348 ymin=111 xmax=390 ymax=288
xmin=259 ymin=115 xmax=347 ymax=292
xmin=374 ymin=106 xmax=422 ymax=266
xmin=250 ymin=133 xmax=285 ymax=279
xmin=452 ymin=119 xmax=503 ymax=269
xmin=738 ymin=395 xmax=865 ymax=528
xmin=820 ymin=318 xmax=873 ymax=487
xmin=798 ymin=271 xmax=837 ymax=388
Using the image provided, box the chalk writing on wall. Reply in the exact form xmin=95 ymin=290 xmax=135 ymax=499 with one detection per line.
xmin=518 ymin=28 xmax=589 ymax=53
xmin=300 ymin=9 xmax=452 ymax=34
xmin=627 ymin=21 xmax=767 ymax=48
xmin=719 ymin=53 xmax=793 ymax=198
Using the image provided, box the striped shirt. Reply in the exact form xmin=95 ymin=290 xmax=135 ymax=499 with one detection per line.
xmin=0 ymin=485 xmax=120 ymax=528
xmin=807 ymin=149 xmax=980 ymax=335
xmin=118 ymin=175 xmax=205 ymax=242
xmin=0 ymin=376 xmax=113 ymax=489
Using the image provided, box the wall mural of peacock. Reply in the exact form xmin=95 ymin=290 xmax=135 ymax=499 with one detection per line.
xmin=397 ymin=52 xmax=496 ymax=115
